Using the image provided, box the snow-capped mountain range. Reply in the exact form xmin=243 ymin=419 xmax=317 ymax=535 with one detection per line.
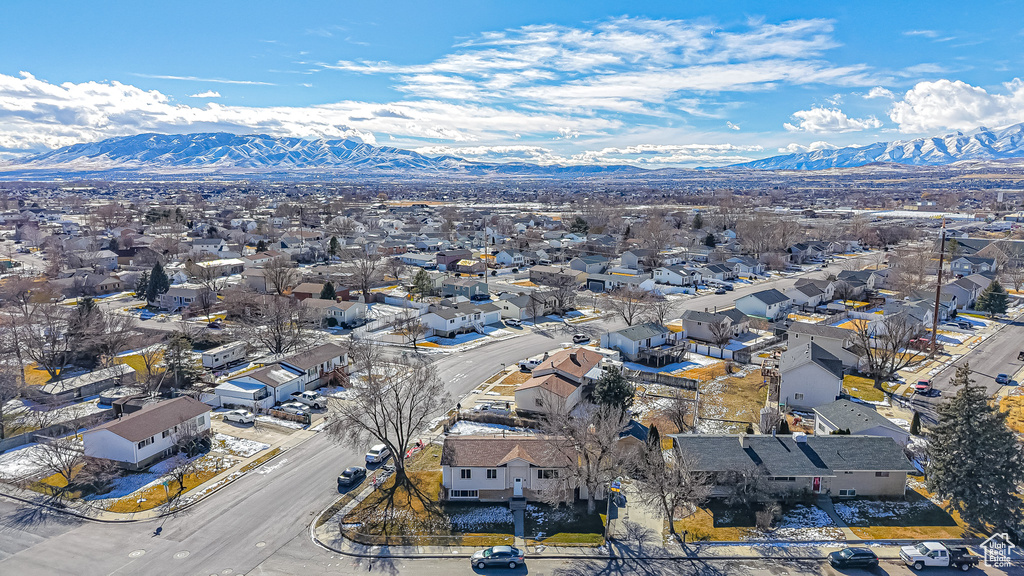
xmin=2 ymin=123 xmax=1024 ymax=180
xmin=727 ymin=123 xmax=1024 ymax=170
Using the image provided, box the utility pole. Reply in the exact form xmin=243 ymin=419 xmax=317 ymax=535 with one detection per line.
xmin=930 ymin=218 xmax=947 ymax=359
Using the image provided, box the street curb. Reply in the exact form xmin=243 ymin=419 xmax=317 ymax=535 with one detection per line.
xmin=0 ymin=426 xmax=312 ymax=524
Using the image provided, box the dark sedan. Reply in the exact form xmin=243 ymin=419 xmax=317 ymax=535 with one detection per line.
xmin=828 ymin=547 xmax=878 ymax=569
xmin=470 ymin=545 xmax=525 ymax=569
xmin=337 ymin=466 xmax=367 ymax=489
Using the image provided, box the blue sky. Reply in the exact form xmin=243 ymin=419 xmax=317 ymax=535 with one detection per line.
xmin=1 ymin=1 xmax=1023 ymax=165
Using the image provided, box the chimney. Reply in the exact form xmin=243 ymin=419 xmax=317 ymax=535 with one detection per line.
xmin=793 ymin=432 xmax=807 ymax=443
xmin=738 ymin=433 xmax=747 ymax=448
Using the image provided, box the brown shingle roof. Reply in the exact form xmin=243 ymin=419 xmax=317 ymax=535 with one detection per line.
xmin=441 ymin=436 xmax=569 ymax=468
xmin=86 ymin=397 xmax=209 ymax=443
xmin=516 ymin=373 xmax=579 ymax=399
xmin=533 ymin=347 xmax=601 ymax=381
xmin=279 ymin=342 xmax=347 ymax=371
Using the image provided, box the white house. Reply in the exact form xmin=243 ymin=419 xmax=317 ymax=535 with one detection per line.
xmin=498 ymin=292 xmax=554 ymax=320
xmin=786 ymin=322 xmax=864 ymax=371
xmin=277 ymin=342 xmax=349 ymax=390
xmin=950 ymin=256 xmax=997 ymax=276
xmin=777 ymin=342 xmax=845 ymax=410
xmin=494 ymin=250 xmax=526 ymax=268
xmin=786 ymin=283 xmax=828 ymax=308
xmin=224 ymin=364 xmax=304 ymax=405
xmin=600 ymin=322 xmax=672 ymax=361
xmin=653 ymin=265 xmax=700 ymax=286
xmin=420 ymin=302 xmax=502 ymax=338
xmin=301 ymin=299 xmax=367 ymax=327
xmin=727 ymin=256 xmax=766 ymax=277
xmin=441 ymin=436 xmax=572 ymax=502
xmin=735 ymin=289 xmax=792 ymax=320
xmin=813 ymin=400 xmax=911 ymax=446
xmin=83 ymin=397 xmax=211 ymax=470
xmin=158 ymin=283 xmax=212 ymax=312
xmin=213 ymin=380 xmax=274 ymax=411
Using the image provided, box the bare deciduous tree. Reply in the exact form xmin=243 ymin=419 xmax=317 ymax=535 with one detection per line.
xmin=631 ymin=443 xmax=711 ymax=542
xmin=325 ymin=344 xmax=451 ymax=486
xmin=263 ymin=257 xmax=299 ymax=296
xmin=31 ymin=435 xmax=85 ymax=499
xmin=233 ymin=294 xmax=318 ymax=355
xmin=708 ymin=317 xmax=733 ymax=347
xmin=642 ymin=293 xmax=675 ymax=326
xmin=850 ymin=312 xmax=925 ymax=389
xmin=347 ymin=249 xmax=383 ymax=303
xmin=606 ymin=286 xmax=653 ymax=327
xmin=549 ymin=275 xmax=578 ymax=316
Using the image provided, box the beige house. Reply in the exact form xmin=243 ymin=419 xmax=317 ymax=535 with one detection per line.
xmin=514 ymin=347 xmax=604 ymax=415
xmin=440 ymin=435 xmax=571 ymax=502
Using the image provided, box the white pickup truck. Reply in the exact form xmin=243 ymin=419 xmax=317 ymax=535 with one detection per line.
xmin=899 ymin=541 xmax=979 ymax=571
xmin=518 ymin=357 xmax=542 ymax=371
xmin=291 ymin=391 xmax=327 ymax=410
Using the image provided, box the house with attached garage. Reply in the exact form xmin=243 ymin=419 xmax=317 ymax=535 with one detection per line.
xmin=950 ymin=256 xmax=997 ymax=276
xmin=277 ymin=342 xmax=349 ymax=389
xmin=441 ymin=278 xmax=490 ymax=300
xmin=669 ymin=433 xmax=916 ymax=498
xmin=727 ymin=256 xmax=766 ymax=277
xmin=83 ymin=396 xmax=211 ymax=471
xmin=301 ymin=298 xmax=367 ymax=327
xmin=419 ymin=301 xmax=502 ymax=338
xmin=600 ymin=322 xmax=673 ymax=361
xmin=694 ymin=263 xmax=736 ymax=282
xmin=813 ymin=400 xmax=911 ymax=446
xmin=678 ymin=310 xmax=746 ymax=344
xmin=440 ymin=435 xmax=575 ymax=503
xmin=735 ymin=288 xmax=792 ymax=320
xmin=785 ymin=322 xmax=865 ymax=371
xmin=786 ymin=282 xmax=829 ymax=308
xmin=653 ymin=265 xmax=701 ymax=287
xmin=569 ymin=255 xmax=610 ymax=274
xmin=497 ymin=291 xmax=555 ymax=320
xmin=584 ymin=273 xmax=656 ymax=293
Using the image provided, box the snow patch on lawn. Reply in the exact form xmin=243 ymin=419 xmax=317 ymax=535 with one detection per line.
xmin=0 ymin=442 xmax=75 ymax=481
xmin=746 ymin=505 xmax=845 ymax=541
xmin=834 ymin=499 xmax=933 ymax=524
xmin=256 ymin=415 xmax=305 ymax=430
xmin=448 ymin=505 xmax=513 ymax=531
xmin=210 ymin=433 xmax=270 ymax=457
xmin=448 ymin=421 xmax=536 ymax=436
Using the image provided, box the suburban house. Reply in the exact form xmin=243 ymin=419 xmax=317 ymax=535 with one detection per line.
xmin=813 ymin=400 xmax=911 ymax=446
xmin=679 ymin=310 xmax=744 ymax=344
xmin=497 ymin=291 xmax=554 ymax=320
xmin=83 ymin=396 xmax=212 ymax=471
xmin=695 ymin=263 xmax=736 ymax=282
xmin=653 ymin=265 xmax=701 ymax=286
xmin=951 ymin=256 xmax=997 ymax=276
xmin=600 ymin=322 xmax=673 ymax=361
xmin=569 ymin=255 xmax=609 ymax=274
xmin=420 ymin=301 xmax=502 ymax=338
xmin=400 ymin=252 xmax=437 ymax=268
xmin=301 ymin=299 xmax=367 ymax=326
xmin=669 ymin=433 xmax=916 ymax=498
xmin=620 ymin=249 xmax=658 ymax=271
xmin=515 ymin=347 xmax=604 ymax=415
xmin=222 ymin=364 xmax=304 ymax=406
xmin=735 ymin=289 xmax=792 ymax=320
xmin=291 ymin=282 xmax=325 ymax=301
xmin=585 ymin=273 xmax=656 ymax=293
xmin=278 ymin=342 xmax=349 ymax=389
xmin=442 ymin=278 xmax=490 ymax=300
xmin=454 ymin=259 xmax=487 ymax=275
xmin=942 ymin=276 xmax=984 ymax=310
xmin=494 ymin=250 xmax=526 ymax=268
xmin=436 ymin=249 xmax=473 ymax=270
xmin=530 ymin=265 xmax=585 ymax=287
xmin=793 ymin=278 xmax=836 ymax=302
xmin=727 ymin=256 xmax=766 ymax=277
xmin=777 ymin=342 xmax=845 ymax=410
xmin=786 ymin=283 xmax=829 ymax=308
xmin=241 ymin=268 xmax=269 ymax=292
xmin=440 ymin=435 xmax=572 ymax=502
xmin=786 ymin=322 xmax=864 ymax=371
xmin=158 ymin=283 xmax=212 ymax=312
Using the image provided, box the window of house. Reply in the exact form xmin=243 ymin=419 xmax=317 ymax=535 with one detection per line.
xmin=794 ymin=393 xmax=804 ymax=400
xmin=196 ymin=415 xmax=205 ymax=426
xmin=137 ymin=437 xmax=154 ymax=449
xmin=460 ymin=469 xmax=472 ymax=479
xmin=449 ymin=489 xmax=478 ymax=498
xmin=537 ymin=469 xmax=559 ymax=479
xmin=875 ymin=471 xmax=890 ymax=477
xmin=771 ymin=476 xmax=796 ymax=482
xmin=838 ymin=489 xmax=856 ymax=497
xmin=162 ymin=430 xmax=171 ymax=438
xmin=486 ymin=469 xmax=497 ymax=479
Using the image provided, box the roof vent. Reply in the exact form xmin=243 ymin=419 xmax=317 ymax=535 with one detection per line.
xmin=793 ymin=432 xmax=808 ymax=443
xmin=738 ymin=433 xmax=747 ymax=448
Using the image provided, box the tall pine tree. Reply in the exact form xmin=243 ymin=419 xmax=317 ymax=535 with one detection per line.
xmin=134 ymin=271 xmax=149 ymax=299
xmin=319 ymin=281 xmax=337 ymax=300
xmin=146 ymin=262 xmax=170 ymax=304
xmin=411 ymin=269 xmax=433 ymax=301
xmin=975 ymin=280 xmax=1009 ymax=316
xmin=926 ymin=363 xmax=1024 ymax=536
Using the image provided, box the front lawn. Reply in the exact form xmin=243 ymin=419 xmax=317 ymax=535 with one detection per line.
xmin=673 ymin=500 xmax=842 ymax=541
xmin=843 ymin=375 xmax=885 ymax=403
xmin=835 ymin=491 xmax=965 ymax=540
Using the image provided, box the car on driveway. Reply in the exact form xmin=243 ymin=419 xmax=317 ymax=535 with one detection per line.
xmin=505 ymin=318 xmax=522 ymax=327
xmin=572 ymin=333 xmax=590 ymax=344
xmin=223 ymin=409 xmax=255 ymax=424
xmin=365 ymin=444 xmax=391 ymax=464
xmin=470 ymin=545 xmax=525 ymax=570
xmin=828 ymin=547 xmax=878 ymax=569
xmin=278 ymin=402 xmax=307 ymax=416
xmin=996 ymin=373 xmax=1010 ymax=384
xmin=337 ymin=466 xmax=366 ymax=489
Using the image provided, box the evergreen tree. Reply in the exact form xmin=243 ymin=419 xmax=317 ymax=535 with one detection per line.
xmin=927 ymin=364 xmax=1024 ymax=536
xmin=975 ymin=280 xmax=1009 ymax=316
xmin=592 ymin=369 xmax=635 ymax=412
xmin=146 ymin=262 xmax=170 ymax=304
xmin=255 ymin=239 xmax=267 ymax=253
xmin=319 ymin=281 xmax=337 ymax=300
xmin=910 ymin=411 xmax=921 ymax=436
xmin=704 ymin=232 xmax=717 ymax=248
xmin=691 ymin=212 xmax=704 ymax=230
xmin=134 ymin=271 xmax=149 ymax=299
xmin=647 ymin=424 xmax=661 ymax=452
xmin=569 ymin=216 xmax=590 ymax=235
xmin=744 ymin=423 xmax=755 ymax=434
xmin=328 ymin=236 xmax=341 ymax=258
xmin=777 ymin=418 xmax=791 ymax=434
xmin=945 ymin=237 xmax=962 ymax=262
xmin=411 ymin=269 xmax=433 ymax=301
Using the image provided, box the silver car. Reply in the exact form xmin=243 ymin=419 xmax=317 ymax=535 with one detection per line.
xmin=470 ymin=545 xmax=524 ymax=569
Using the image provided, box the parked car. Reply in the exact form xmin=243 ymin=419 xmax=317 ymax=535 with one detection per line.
xmin=223 ymin=409 xmax=255 ymax=424
xmin=472 ymin=402 xmax=511 ymax=415
xmin=365 ymin=444 xmax=391 ymax=464
xmin=572 ymin=333 xmax=590 ymax=344
xmin=956 ymin=321 xmax=973 ymax=330
xmin=518 ymin=357 xmax=541 ymax=371
xmin=505 ymin=318 xmax=522 ymax=327
xmin=915 ymin=380 xmax=933 ymax=394
xmin=278 ymin=402 xmax=307 ymax=416
xmin=714 ymin=287 xmax=727 ymax=295
xmin=207 ymin=320 xmax=223 ymax=329
xmin=470 ymin=545 xmax=525 ymax=570
xmin=291 ymin=390 xmax=327 ymax=409
xmin=899 ymin=541 xmax=979 ymax=571
xmin=337 ymin=466 xmax=366 ymax=489
xmin=828 ymin=547 xmax=879 ymax=569
xmin=996 ymin=373 xmax=1010 ymax=384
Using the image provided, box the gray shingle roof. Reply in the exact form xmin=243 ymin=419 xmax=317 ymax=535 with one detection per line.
xmin=787 ymin=322 xmax=853 ymax=340
xmin=813 ymin=400 xmax=907 ymax=436
xmin=669 ymin=434 xmax=916 ymax=476
xmin=744 ymin=288 xmax=790 ymax=305
xmin=611 ymin=322 xmax=669 ymax=342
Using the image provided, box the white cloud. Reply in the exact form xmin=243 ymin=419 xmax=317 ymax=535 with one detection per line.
xmin=865 ymin=86 xmax=895 ymax=99
xmin=571 ymin=143 xmax=764 ymax=166
xmin=133 ymin=74 xmax=275 ymax=86
xmin=189 ymin=90 xmax=221 ymax=98
xmin=784 ymin=107 xmax=883 ymax=133
xmin=727 ymin=121 xmax=740 ymax=130
xmin=904 ymin=30 xmax=939 ymax=38
xmin=0 ymin=71 xmax=619 ymax=152
xmin=888 ymin=78 xmax=1024 ymax=133
xmin=778 ymin=141 xmax=838 ymax=153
